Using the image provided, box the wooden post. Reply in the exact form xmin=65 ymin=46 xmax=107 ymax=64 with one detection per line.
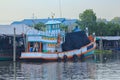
xmin=39 ymin=42 xmax=42 ymax=52
xmin=27 ymin=42 xmax=30 ymax=52
xmin=99 ymin=37 xmax=103 ymax=63
xmin=13 ymin=28 xmax=16 ymax=62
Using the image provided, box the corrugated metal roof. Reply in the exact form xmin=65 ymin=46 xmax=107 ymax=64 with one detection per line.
xmin=0 ymin=24 xmax=37 ymax=35
xmin=97 ymin=36 xmax=120 ymax=40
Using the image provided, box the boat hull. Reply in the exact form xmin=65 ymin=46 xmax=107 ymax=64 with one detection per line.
xmin=20 ymin=42 xmax=96 ymax=61
xmin=0 ymin=52 xmax=13 ymax=61
xmin=0 ymin=50 xmax=23 ymax=61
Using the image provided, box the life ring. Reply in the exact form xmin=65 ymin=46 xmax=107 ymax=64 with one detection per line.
xmin=73 ymin=54 xmax=78 ymax=62
xmin=63 ymin=55 xmax=68 ymax=62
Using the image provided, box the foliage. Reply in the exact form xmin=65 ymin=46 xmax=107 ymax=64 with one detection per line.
xmin=79 ymin=9 xmax=97 ymax=34
xmin=60 ymin=24 xmax=68 ymax=32
xmin=34 ymin=22 xmax=45 ymax=31
xmin=111 ymin=17 xmax=120 ymax=25
xmin=77 ymin=9 xmax=120 ymax=36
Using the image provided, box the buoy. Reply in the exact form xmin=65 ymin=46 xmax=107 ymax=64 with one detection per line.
xmin=73 ymin=54 xmax=78 ymax=62
xmin=63 ymin=55 xmax=68 ymax=62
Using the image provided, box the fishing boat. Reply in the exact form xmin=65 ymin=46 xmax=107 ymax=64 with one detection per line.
xmin=0 ymin=35 xmax=24 ymax=61
xmin=20 ymin=19 xmax=96 ymax=61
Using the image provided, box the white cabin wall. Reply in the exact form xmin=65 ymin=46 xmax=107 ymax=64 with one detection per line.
xmin=43 ymin=43 xmax=47 ymax=51
xmin=47 ymin=47 xmax=56 ymax=52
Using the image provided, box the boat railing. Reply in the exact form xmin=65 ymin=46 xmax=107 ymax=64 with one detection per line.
xmin=58 ymin=41 xmax=96 ymax=54
xmin=29 ymin=30 xmax=65 ymax=37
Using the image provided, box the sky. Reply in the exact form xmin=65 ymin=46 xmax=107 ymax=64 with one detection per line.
xmin=0 ymin=0 xmax=120 ymax=24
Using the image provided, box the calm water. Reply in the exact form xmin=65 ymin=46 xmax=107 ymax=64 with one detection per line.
xmin=0 ymin=58 xmax=120 ymax=80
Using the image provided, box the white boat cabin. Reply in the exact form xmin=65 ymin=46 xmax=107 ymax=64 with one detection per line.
xmin=26 ymin=20 xmax=65 ymax=53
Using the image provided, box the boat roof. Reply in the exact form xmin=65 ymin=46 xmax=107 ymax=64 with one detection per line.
xmin=45 ymin=20 xmax=61 ymax=25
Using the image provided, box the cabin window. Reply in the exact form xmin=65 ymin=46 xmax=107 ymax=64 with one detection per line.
xmin=51 ymin=38 xmax=53 ymax=40
xmin=53 ymin=25 xmax=54 ymax=29
xmin=48 ymin=44 xmax=55 ymax=47
xmin=29 ymin=42 xmax=40 ymax=52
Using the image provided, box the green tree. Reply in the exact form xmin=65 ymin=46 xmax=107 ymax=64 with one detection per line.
xmin=60 ymin=24 xmax=68 ymax=32
xmin=34 ymin=22 xmax=45 ymax=31
xmin=96 ymin=22 xmax=107 ymax=36
xmin=111 ymin=17 xmax=120 ymax=25
xmin=106 ymin=22 xmax=120 ymax=36
xmin=79 ymin=9 xmax=97 ymax=34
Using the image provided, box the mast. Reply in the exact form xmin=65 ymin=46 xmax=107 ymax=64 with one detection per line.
xmin=59 ymin=0 xmax=62 ymax=18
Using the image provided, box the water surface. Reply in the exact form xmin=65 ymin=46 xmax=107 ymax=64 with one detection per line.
xmin=0 ymin=59 xmax=120 ymax=80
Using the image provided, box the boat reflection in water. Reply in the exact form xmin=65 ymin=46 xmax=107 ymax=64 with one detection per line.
xmin=0 ymin=61 xmax=120 ymax=80
xmin=20 ymin=62 xmax=96 ymax=80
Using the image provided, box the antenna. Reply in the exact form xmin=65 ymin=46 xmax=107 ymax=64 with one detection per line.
xmin=59 ymin=0 xmax=62 ymax=18
xmin=32 ymin=13 xmax=35 ymax=27
xmin=51 ymin=12 xmax=55 ymax=19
